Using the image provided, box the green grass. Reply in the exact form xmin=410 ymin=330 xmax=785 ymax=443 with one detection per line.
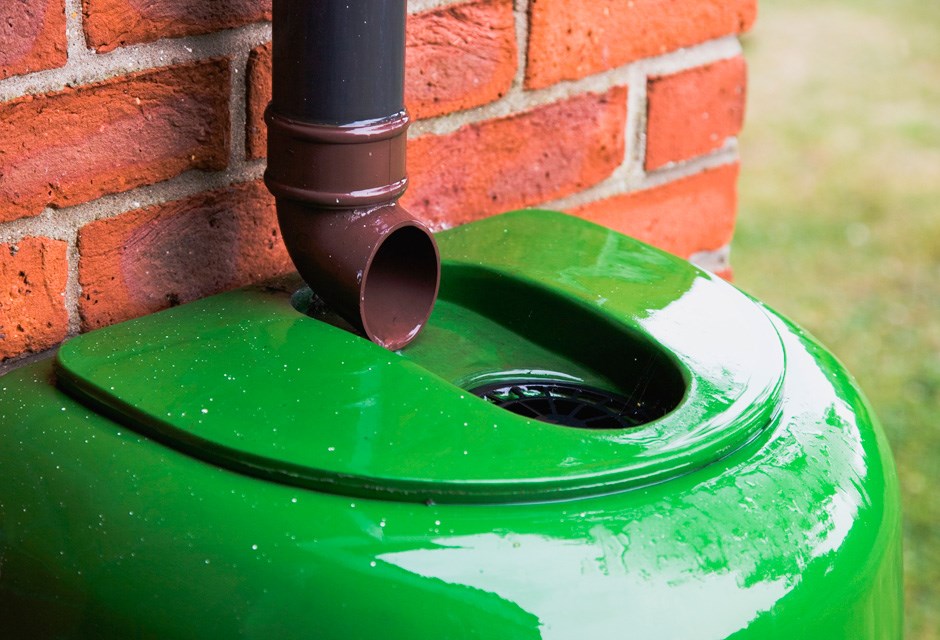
xmin=733 ymin=0 xmax=940 ymax=636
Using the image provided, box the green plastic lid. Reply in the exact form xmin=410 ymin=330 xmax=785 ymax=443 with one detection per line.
xmin=56 ymin=211 xmax=785 ymax=503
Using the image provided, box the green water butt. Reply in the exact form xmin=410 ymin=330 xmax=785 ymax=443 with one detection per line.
xmin=0 ymin=211 xmax=901 ymax=638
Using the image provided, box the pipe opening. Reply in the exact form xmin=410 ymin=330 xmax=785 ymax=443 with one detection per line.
xmin=361 ymin=224 xmax=440 ymax=350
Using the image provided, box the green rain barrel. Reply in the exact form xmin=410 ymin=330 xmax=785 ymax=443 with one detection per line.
xmin=0 ymin=211 xmax=902 ymax=638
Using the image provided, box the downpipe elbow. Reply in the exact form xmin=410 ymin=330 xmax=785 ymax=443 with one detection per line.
xmin=275 ymin=199 xmax=439 ymax=351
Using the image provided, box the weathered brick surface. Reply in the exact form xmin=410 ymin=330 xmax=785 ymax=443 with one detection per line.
xmin=245 ymin=42 xmax=272 ymax=160
xmin=402 ymin=87 xmax=627 ymax=227
xmin=1 ymin=237 xmax=69 ymax=360
xmin=0 ymin=0 xmax=752 ymax=362
xmin=0 ymin=0 xmax=67 ymax=80
xmin=78 ymin=181 xmax=291 ymax=330
xmin=0 ymin=60 xmax=230 ymax=224
xmin=245 ymin=0 xmax=518 ymax=159
xmin=526 ymin=0 xmax=756 ymax=89
xmin=646 ymin=57 xmax=747 ymax=170
xmin=572 ymin=163 xmax=739 ymax=258
xmin=405 ymin=0 xmax=516 ymax=120
xmin=82 ymin=0 xmax=272 ymax=53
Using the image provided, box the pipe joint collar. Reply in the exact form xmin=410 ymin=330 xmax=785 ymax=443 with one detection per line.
xmin=264 ymin=108 xmax=409 ymax=208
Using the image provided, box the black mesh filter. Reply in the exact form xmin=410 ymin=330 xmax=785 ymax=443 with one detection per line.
xmin=470 ymin=381 xmax=655 ymax=430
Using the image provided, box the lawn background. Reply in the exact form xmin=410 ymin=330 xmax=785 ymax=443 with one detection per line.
xmin=734 ymin=0 xmax=940 ymax=636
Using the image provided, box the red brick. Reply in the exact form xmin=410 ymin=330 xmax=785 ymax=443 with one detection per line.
xmin=245 ymin=41 xmax=271 ymax=160
xmin=0 ymin=60 xmax=230 ymax=224
xmin=78 ymin=181 xmax=292 ymax=330
xmin=403 ymin=87 xmax=627 ymax=228
xmin=526 ymin=0 xmax=756 ymax=89
xmin=0 ymin=0 xmax=67 ymax=80
xmin=406 ymin=0 xmax=517 ymax=120
xmin=645 ymin=57 xmax=747 ymax=170
xmin=245 ymin=0 xmax=518 ymax=159
xmin=1 ymin=237 xmax=69 ymax=360
xmin=571 ymin=163 xmax=739 ymax=258
xmin=82 ymin=0 xmax=271 ymax=53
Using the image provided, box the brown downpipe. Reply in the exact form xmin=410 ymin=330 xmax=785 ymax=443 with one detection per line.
xmin=264 ymin=0 xmax=440 ymax=350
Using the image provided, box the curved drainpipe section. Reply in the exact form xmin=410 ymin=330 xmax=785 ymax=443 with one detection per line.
xmin=264 ymin=0 xmax=440 ymax=350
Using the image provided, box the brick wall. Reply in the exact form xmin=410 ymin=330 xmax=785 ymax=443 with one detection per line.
xmin=0 ymin=0 xmax=755 ymax=367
